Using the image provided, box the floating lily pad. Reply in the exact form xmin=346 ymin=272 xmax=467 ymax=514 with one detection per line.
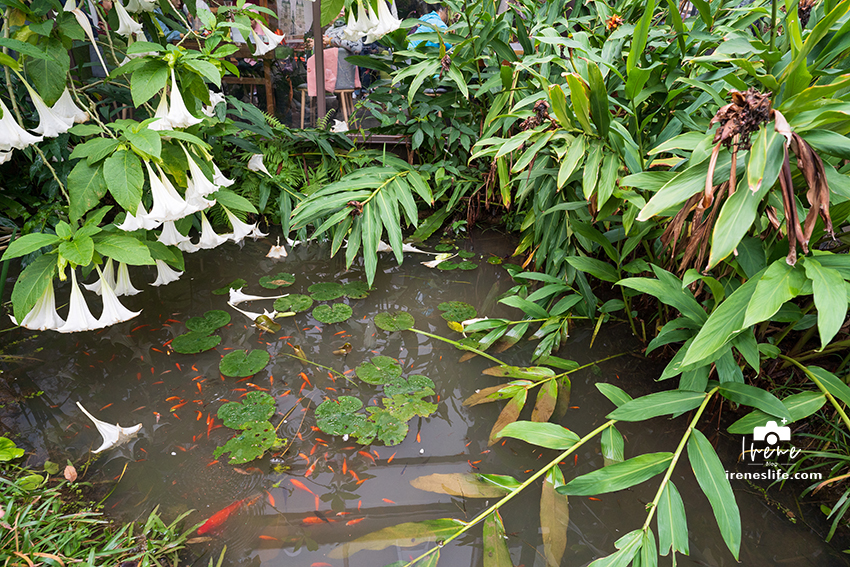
xmin=457 ymin=261 xmax=478 ymax=270
xmin=435 ymin=243 xmax=455 ymax=252
xmin=316 ymin=397 xmax=377 ymax=444
xmin=259 ymin=272 xmax=296 ymax=289
xmin=312 ymin=303 xmax=353 ymax=324
xmin=274 ymin=294 xmax=313 ymax=313
xmin=213 ymin=279 xmax=247 ymax=295
xmin=342 ymin=281 xmax=370 ymax=299
xmin=367 ymin=408 xmax=409 ymax=445
xmin=438 ymin=301 xmax=477 ymax=322
xmin=185 ymin=310 xmax=231 ymax=334
xmin=375 ymin=311 xmax=415 ymax=332
xmin=458 ymin=250 xmax=475 ymax=259
xmin=381 ymin=395 xmax=437 ymax=423
xmin=487 ymin=256 xmax=503 ymax=265
xmin=384 ymin=375 xmax=435 ymax=398
xmin=437 ymin=261 xmax=458 ymax=270
xmin=356 ymin=355 xmax=403 ymax=385
xmin=218 ymin=391 xmax=275 ymax=428
xmin=309 ymin=282 xmax=344 ymax=301
xmin=213 ymin=420 xmax=278 ymax=464
xmin=172 ymin=332 xmax=222 ymax=354
xmin=219 ymin=349 xmax=271 ymax=377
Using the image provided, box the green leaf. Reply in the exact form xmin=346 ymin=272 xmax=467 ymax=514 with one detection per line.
xmin=541 ymin=466 xmax=569 ymax=567
xmin=596 ymin=383 xmax=633 ymax=407
xmin=103 ymin=150 xmax=144 ymax=212
xmin=212 ymin=189 xmax=258 ymax=214
xmin=587 ymin=62 xmax=610 ymax=139
xmin=356 ymin=356 xmax=403 ymax=385
xmin=687 ymin=429 xmax=740 ymax=560
xmin=67 ymin=160 xmax=107 ymax=224
xmin=558 ymin=453 xmax=673 ymax=496
xmin=807 ymin=366 xmax=850 ymax=407
xmin=185 ymin=310 xmax=231 ymax=333
xmin=547 ymin=84 xmax=572 ymax=128
xmin=11 ymin=254 xmax=56 ymax=322
xmin=804 ymin=259 xmax=848 ymax=349
xmin=69 ymin=138 xmax=120 ymax=165
xmin=410 ymin=473 xmax=512 ymax=498
xmin=124 ymin=128 xmax=161 ymax=159
xmin=489 ymin=390 xmax=527 ymax=446
xmin=558 ymin=135 xmax=585 ymax=188
xmin=320 ymin=0 xmax=345 ymax=25
xmin=1 ymin=233 xmax=60 ymax=261
xmin=312 ymin=303 xmax=353 ymax=324
xmin=327 ymin=519 xmax=465 ymax=558
xmin=213 ymin=279 xmax=247 ymax=295
xmin=438 ymin=301 xmax=478 ymax=322
xmin=587 ymin=529 xmax=643 ymax=567
xmin=259 ymin=272 xmax=295 ymax=288
xmin=131 ymin=60 xmax=169 ymax=107
xmin=273 ymin=294 xmax=313 ymax=313
xmin=58 ymin=236 xmax=94 ymax=267
xmin=601 ymin=425 xmax=624 ymax=466
xmin=17 ymin=474 xmax=44 ymax=492
xmin=375 ymin=311 xmax=415 ymax=332
xmin=0 ymin=38 xmax=49 ymax=60
xmin=24 ymin=39 xmax=69 ymax=105
xmin=607 ymin=390 xmax=706 ymax=421
xmin=483 ymin=511 xmax=513 ymax=567
xmin=743 ymin=260 xmax=806 ymax=327
xmin=532 ymin=378 xmax=558 ymax=423
xmin=619 ymin=266 xmax=706 ymax=324
xmin=482 ymin=366 xmax=555 ymax=380
xmin=93 ymin=234 xmax=155 ymax=266
xmin=499 ymin=295 xmax=549 ymax=318
xmin=213 ymin=420 xmax=277 ymax=464
xmin=728 ymin=391 xmax=826 ymax=434
xmin=171 ymin=332 xmax=221 ymax=354
xmin=565 ymin=74 xmax=593 ymax=133
xmin=218 ymin=391 xmax=275 ymax=428
xmin=657 ymin=481 xmax=689 ymax=557
xmin=219 ymin=349 xmax=271 ymax=377
xmin=0 ymin=437 xmax=24 ymax=462
xmin=627 ymin=0 xmax=657 ymax=74
xmin=183 ymin=58 xmax=221 ymax=87
xmin=342 ymin=281 xmax=370 ymax=299
xmin=499 ymin=421 xmax=579 ymax=450
xmin=566 ymin=256 xmax=618 ymax=283
xmin=308 ymin=282 xmax=344 ymax=301
xmin=316 ymin=397 xmax=376 ymax=444
xmin=718 ymin=383 xmax=791 ymax=422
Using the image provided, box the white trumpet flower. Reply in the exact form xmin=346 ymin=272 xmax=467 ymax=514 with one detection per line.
xmin=115 ymin=0 xmax=144 ymax=38
xmin=116 ymin=202 xmax=160 ymax=231
xmin=229 ymin=287 xmax=289 ymax=305
xmin=183 ymin=146 xmax=218 ymax=197
xmin=251 ymin=23 xmax=285 ymax=56
xmin=202 ymin=91 xmax=226 ymax=117
xmin=183 ymin=179 xmax=215 ymax=213
xmin=51 ymin=88 xmax=88 ymax=124
xmin=227 ymin=301 xmax=278 ymax=323
xmin=421 ymin=253 xmax=456 ymax=268
xmin=213 ymin=162 xmax=235 ymax=187
xmin=196 ymin=211 xmax=229 ymax=249
xmin=0 ymin=97 xmax=42 ymax=151
xmin=83 ymin=258 xmax=116 ymax=295
xmin=144 ymin=161 xmax=188 ymax=223
xmin=376 ymin=241 xmax=439 ymax=254
xmin=350 ymin=0 xmax=372 ymax=35
xmin=363 ymin=2 xmax=382 ymax=43
xmin=64 ymin=1 xmax=109 ymax=73
xmin=151 ymin=259 xmax=183 ymax=286
xmin=10 ymin=280 xmax=64 ymax=330
xmin=147 ymin=95 xmax=173 ymax=131
xmin=222 ymin=206 xmax=266 ymax=243
xmin=114 ymin=262 xmax=142 ymax=296
xmin=57 ymin=268 xmax=100 ymax=333
xmin=342 ymin=8 xmax=362 ymax=41
xmin=23 ymin=81 xmax=73 ymax=138
xmin=177 ymin=240 xmax=201 ymax=253
xmin=247 ymin=154 xmax=271 ymax=177
xmin=375 ymin=0 xmax=401 ymax=37
xmin=267 ymin=237 xmax=287 ymax=258
xmin=96 ymin=265 xmax=142 ymax=326
xmin=166 ymin=68 xmax=203 ymax=128
xmin=76 ymin=402 xmax=142 ymax=453
xmin=124 ymin=0 xmax=157 ymax=11
xmin=0 ymin=151 xmax=11 ymax=164
xmin=157 ymin=220 xmax=192 ymax=246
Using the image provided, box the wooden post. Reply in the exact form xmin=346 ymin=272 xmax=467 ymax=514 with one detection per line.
xmin=311 ymin=0 xmax=326 ymax=120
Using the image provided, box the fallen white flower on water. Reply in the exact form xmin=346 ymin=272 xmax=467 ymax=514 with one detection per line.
xmin=157 ymin=220 xmax=192 ymax=246
xmin=76 ymin=402 xmax=142 ymax=453
xmin=166 ymin=68 xmax=203 ymax=128
xmin=151 ymin=259 xmax=183 ymax=286
xmin=57 ymin=268 xmax=100 ymax=333
xmin=83 ymin=257 xmax=116 ymax=295
xmin=10 ymin=280 xmax=64 ymax=331
xmin=115 ymin=0 xmax=144 ymax=38
xmin=247 ymin=154 xmax=272 ymax=177
xmin=227 ymin=301 xmax=278 ymax=322
xmin=114 ymin=262 xmax=142 ymax=296
xmin=51 ymin=88 xmax=89 ymax=124
xmin=376 ymin=240 xmax=438 ymax=255
xmin=421 ymin=253 xmax=456 ymax=268
xmin=229 ymin=287 xmax=289 ymax=305
xmin=266 ymin=237 xmax=287 ymax=258
xmin=96 ymin=265 xmax=141 ymax=327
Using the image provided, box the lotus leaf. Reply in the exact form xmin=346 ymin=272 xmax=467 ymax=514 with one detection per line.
xmin=458 ymin=250 xmax=475 ymax=259
xmin=342 ymin=281 xmax=370 ymax=299
xmin=172 ymin=332 xmax=221 ymax=354
xmin=308 ymin=282 xmax=344 ymax=301
xmin=384 ymin=375 xmax=435 ymax=398
xmin=382 ymin=394 xmax=437 ymax=422
xmin=316 ymin=397 xmax=377 ymax=444
xmin=217 ymin=391 xmax=275 ymax=428
xmin=435 ymin=243 xmax=455 ymax=252
xmin=437 ymin=261 xmax=458 ymax=270
xmin=274 ymin=294 xmax=313 ymax=313
xmin=374 ymin=311 xmax=415 ymax=332
xmin=213 ymin=420 xmax=278 ymax=464
xmin=368 ymin=408 xmax=409 ymax=445
xmin=185 ymin=310 xmax=231 ymax=333
xmin=487 ymin=256 xmax=503 ymax=265
xmin=457 ymin=261 xmax=478 ymax=270
xmin=212 ymin=279 xmax=247 ymax=295
xmin=259 ymin=272 xmax=296 ymax=289
xmin=438 ymin=301 xmax=477 ymax=322
xmin=356 ymin=356 xmax=403 ymax=384
xmin=312 ymin=303 xmax=353 ymax=324
xmin=219 ymin=349 xmax=271 ymax=377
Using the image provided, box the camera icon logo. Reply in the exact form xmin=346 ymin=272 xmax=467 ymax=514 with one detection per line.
xmin=753 ymin=420 xmax=791 ymax=446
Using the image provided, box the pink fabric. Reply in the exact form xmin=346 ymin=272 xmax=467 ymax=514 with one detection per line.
xmin=306 ymin=47 xmax=361 ymax=96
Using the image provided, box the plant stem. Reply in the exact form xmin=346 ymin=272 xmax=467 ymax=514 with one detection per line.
xmin=642 ymin=387 xmax=718 ymax=530
xmin=778 ymin=355 xmax=850 ymax=432
xmin=769 ymin=0 xmax=778 ymax=53
xmin=403 ymin=419 xmax=617 ymax=567
xmin=280 ymin=352 xmax=355 ymax=385
xmin=2 ymin=9 xmax=23 ymax=122
xmin=409 ymin=327 xmax=508 ymax=365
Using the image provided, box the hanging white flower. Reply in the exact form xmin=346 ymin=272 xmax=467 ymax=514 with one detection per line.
xmin=0 ymin=151 xmax=11 ymax=164
xmin=222 ymin=205 xmax=266 ymax=243
xmin=195 ymin=211 xmax=229 ymax=249
xmin=147 ymin=95 xmax=173 ymax=131
xmin=124 ymin=0 xmax=156 ymax=12
xmin=114 ymin=262 xmax=142 ymax=296
xmin=151 ymin=259 xmax=183 ymax=286
xmin=177 ymin=239 xmax=201 ymax=253
xmin=115 ymin=0 xmax=144 ymax=38
xmin=57 ymin=268 xmax=101 ymax=333
xmin=158 ymin=220 xmax=192 ymax=246
xmin=83 ymin=257 xmax=116 ymax=295
xmin=251 ymin=22 xmax=285 ymax=56
xmin=144 ymin=161 xmax=189 ymax=223
xmin=267 ymin=237 xmax=287 ymax=258
xmin=247 ymin=154 xmax=272 ymax=177
xmin=331 ymin=119 xmax=348 ymax=132
xmin=10 ymin=280 xmax=64 ymax=331
xmin=96 ymin=265 xmax=142 ymax=326
xmin=23 ymin=81 xmax=73 ymax=138
xmin=76 ymin=402 xmax=142 ymax=453
xmin=184 ymin=179 xmax=215 ymax=213
xmin=64 ymin=1 xmax=108 ymax=72
xmin=350 ymin=0 xmax=373 ymax=35
xmin=183 ymin=146 xmax=219 ymax=197
xmin=342 ymin=8 xmax=363 ymax=41
xmin=363 ymin=2 xmax=382 ymax=43
xmin=166 ymin=68 xmax=203 ymax=128
xmin=202 ymin=91 xmax=226 ymax=117
xmin=375 ymin=0 xmax=401 ymax=37
xmin=0 ymin=97 xmax=42 ymax=151
xmin=51 ymin=88 xmax=89 ymax=124
xmin=228 ymin=287 xmax=289 ymax=305
xmin=213 ymin=162 xmax=235 ymax=187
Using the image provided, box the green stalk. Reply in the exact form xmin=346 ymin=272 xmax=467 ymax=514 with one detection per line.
xmin=778 ymin=355 xmax=850 ymax=432
xmin=642 ymin=387 xmax=718 ymax=530
xmin=403 ymin=419 xmax=618 ymax=567
xmin=280 ymin=353 xmax=354 ymax=385
xmin=409 ymin=327 xmax=508 ymax=365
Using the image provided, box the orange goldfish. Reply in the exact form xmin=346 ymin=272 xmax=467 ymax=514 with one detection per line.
xmin=197 ymin=495 xmax=259 ymax=535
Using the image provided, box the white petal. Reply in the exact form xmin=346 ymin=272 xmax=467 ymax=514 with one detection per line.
xmin=229 ymin=287 xmax=289 ymax=305
xmin=259 ymin=23 xmax=285 ymax=49
xmin=267 ymin=238 xmax=287 ymax=258
xmin=57 ymin=268 xmax=100 ymax=333
xmin=83 ymin=258 xmax=116 ymax=295
xmin=15 ymin=280 xmax=65 ymax=330
xmin=116 ymin=203 xmax=146 ymax=231
xmin=247 ymin=154 xmax=272 ymax=176
xmin=222 ymin=206 xmax=258 ymax=243
xmin=76 ymin=402 xmax=142 ymax=453
xmin=212 ymin=162 xmax=235 ymax=187
xmin=183 ymin=179 xmax=215 ymax=213
xmin=147 ymin=95 xmax=173 ymax=131
xmin=51 ymin=88 xmax=89 ymax=124
xmin=196 ymin=211 xmax=229 ymax=249
xmin=114 ymin=262 xmax=142 ymax=296
xmin=115 ymin=0 xmax=144 ymax=37
xmin=166 ymin=68 xmax=203 ymax=128
xmin=23 ymin=82 xmax=73 ymax=138
xmin=144 ymin=161 xmax=189 ymax=223
xmin=97 ymin=266 xmax=142 ymax=326
xmin=157 ymin=220 xmax=191 ymax=246
xmin=402 ymin=243 xmax=438 ymax=254
xmin=151 ymin=259 xmax=183 ymax=286
xmin=227 ymin=301 xmax=262 ymax=321
xmin=0 ymin=98 xmax=42 ymax=151
xmin=183 ymin=146 xmax=219 ymax=196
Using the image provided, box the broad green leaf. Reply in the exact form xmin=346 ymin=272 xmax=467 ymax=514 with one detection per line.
xmin=718 ymin=383 xmax=791 ymax=422
xmin=587 ymin=62 xmax=610 ymax=139
xmin=619 ymin=266 xmax=706 ymax=324
xmin=219 ymin=349 xmax=271 ymax=378
xmin=312 ymin=303 xmax=353 ymax=324
xmin=93 ymin=234 xmax=155 ymax=266
xmin=582 ymin=141 xmax=603 ymax=200
xmin=687 ymin=429 xmax=740 ymax=560
xmin=565 ymin=73 xmax=594 ymax=133
xmin=308 ymin=282 xmax=344 ymax=301
xmin=375 ymin=311 xmax=415 ymax=331
xmin=596 ymin=383 xmax=633 ymax=407
xmin=259 ymin=272 xmax=296 ymax=289
xmin=103 ymin=150 xmax=144 ymax=212
xmin=67 ymin=160 xmax=107 ymax=224
xmin=11 ymin=254 xmax=56 ymax=323
xmin=213 ymin=420 xmax=276 ymax=464
xmin=183 ymin=58 xmax=221 ymax=86
xmin=807 ymin=366 xmax=850 ymax=407
xmin=410 ymin=473 xmax=512 ymax=498
xmin=327 ymin=519 xmax=465 ymax=558
xmin=728 ymin=391 xmax=826 ymax=434
xmin=218 ymin=391 xmax=275 ymax=428
xmin=438 ymin=301 xmax=477 ymax=321
xmin=566 ymin=256 xmax=618 ymax=283
xmin=541 ymin=466 xmax=569 ymax=567
xmin=499 ymin=295 xmax=549 ymax=318
xmin=499 ymin=421 xmax=580 ymax=450
xmin=743 ymin=260 xmax=806 ymax=327
xmin=558 ymin=453 xmax=673 ymax=496
xmin=558 ymin=135 xmax=585 ymax=188
xmin=587 ymin=529 xmax=643 ymax=567
xmin=0 ymin=437 xmax=24 ymax=462
xmin=804 ymin=259 xmax=848 ymax=349
xmin=58 ymin=236 xmax=94 ymax=267
xmin=483 ymin=511 xmax=512 ymax=567
xmin=627 ymin=0 xmax=657 ymax=73
xmin=548 ymin=84 xmax=572 ymax=128
xmin=69 ymin=137 xmax=120 ymax=164
xmin=356 ymin=356 xmax=403 ymax=385
xmin=482 ymin=366 xmax=555 ymax=380
xmin=1 ymin=233 xmax=60 ymax=261
xmin=171 ymin=332 xmax=221 ymax=354
xmin=597 ymin=153 xmax=619 ymax=208
xmin=489 ymin=390 xmax=527 ymax=446
xmin=131 ymin=60 xmax=169 ymax=107
xmin=211 ymin=189 xmax=258 ymax=214
xmin=607 ymin=391 xmax=705 ymax=421
xmin=185 ymin=310 xmax=231 ymax=333
xmin=657 ymin=480 xmax=689 ymax=557
xmin=125 ymin=128 xmax=161 ymax=159
xmin=274 ymin=294 xmax=313 ymax=313
xmin=601 ymin=426 xmax=624 ymax=466
xmin=641 ymin=529 xmax=658 ymax=567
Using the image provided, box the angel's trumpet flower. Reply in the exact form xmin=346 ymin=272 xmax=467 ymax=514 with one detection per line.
xmin=151 ymin=259 xmax=183 ymax=286
xmin=76 ymin=402 xmax=142 ymax=453
xmin=57 ymin=268 xmax=100 ymax=333
xmin=10 ymin=280 xmax=64 ymax=330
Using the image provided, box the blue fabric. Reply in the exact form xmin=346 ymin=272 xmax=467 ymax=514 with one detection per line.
xmin=408 ymin=11 xmax=450 ymax=50
xmin=154 ymin=9 xmax=183 ymax=42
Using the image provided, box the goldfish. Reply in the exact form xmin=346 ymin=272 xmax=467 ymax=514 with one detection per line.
xmin=197 ymin=495 xmax=260 ymax=535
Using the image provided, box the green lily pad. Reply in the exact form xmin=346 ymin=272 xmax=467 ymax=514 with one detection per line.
xmin=374 ymin=311 xmax=415 ymax=332
xmin=342 ymin=281 xmax=370 ymax=299
xmin=458 ymin=250 xmax=475 ymax=259
xmin=437 ymin=261 xmax=458 ymax=270
xmin=382 ymin=395 xmax=438 ymax=423
xmin=274 ymin=294 xmax=313 ymax=313
xmin=308 ymin=282 xmax=344 ymax=301
xmin=435 ymin=243 xmax=455 ymax=252
xmin=259 ymin=272 xmax=296 ymax=289
xmin=438 ymin=301 xmax=477 ymax=322
xmin=0 ymin=437 xmax=24 ymax=462
xmin=384 ymin=375 xmax=435 ymax=398
xmin=219 ymin=349 xmax=271 ymax=378
xmin=213 ymin=420 xmax=278 ymax=464
xmin=487 ymin=256 xmax=503 ymax=265
xmin=185 ymin=310 xmax=231 ymax=333
xmin=316 ymin=397 xmax=377 ymax=444
xmin=213 ymin=279 xmax=247 ymax=295
xmin=356 ymin=355 xmax=403 ymax=385
xmin=312 ymin=303 xmax=353 ymax=324
xmin=457 ymin=261 xmax=478 ymax=270
xmin=172 ymin=332 xmax=222 ymax=354
xmin=218 ymin=391 xmax=275 ymax=428
xmin=367 ymin=408 xmax=409 ymax=446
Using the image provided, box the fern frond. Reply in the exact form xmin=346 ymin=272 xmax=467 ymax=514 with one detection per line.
xmin=316 ymin=108 xmax=336 ymax=131
xmin=263 ymin=111 xmax=285 ymax=130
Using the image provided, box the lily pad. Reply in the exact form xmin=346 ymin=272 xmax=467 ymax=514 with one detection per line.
xmin=437 ymin=261 xmax=458 ymax=270
xmin=457 ymin=261 xmax=478 ymax=270
xmin=259 ymin=272 xmax=296 ymax=289
xmin=356 ymin=356 xmax=403 ymax=385
xmin=308 ymin=282 xmax=344 ymax=301
xmin=384 ymin=375 xmax=435 ymax=398
xmin=435 ymin=243 xmax=455 ymax=252
xmin=342 ymin=281 xmax=370 ymax=299
xmin=438 ymin=301 xmax=477 ymax=322
xmin=185 ymin=310 xmax=231 ymax=334
xmin=367 ymin=408 xmax=409 ymax=445
xmin=381 ymin=394 xmax=438 ymax=423
xmin=458 ymin=250 xmax=475 ymax=259
xmin=316 ymin=397 xmax=377 ymax=444
xmin=374 ymin=311 xmax=415 ymax=332
xmin=487 ymin=256 xmax=503 ymax=265
xmin=312 ymin=303 xmax=353 ymax=324
xmin=213 ymin=279 xmax=247 ymax=295
xmin=218 ymin=391 xmax=275 ymax=428
xmin=213 ymin=420 xmax=278 ymax=464
xmin=0 ymin=437 xmax=24 ymax=462
xmin=219 ymin=349 xmax=271 ymax=378
xmin=274 ymin=294 xmax=313 ymax=313
xmin=172 ymin=332 xmax=222 ymax=354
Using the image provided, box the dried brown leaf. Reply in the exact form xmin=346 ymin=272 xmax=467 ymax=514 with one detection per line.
xmin=488 ymin=390 xmax=527 ymax=446
xmin=64 ymin=465 xmax=77 ymax=483
xmin=531 ymin=379 xmax=558 ymax=423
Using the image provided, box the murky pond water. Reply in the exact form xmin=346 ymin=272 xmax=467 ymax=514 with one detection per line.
xmin=2 ymin=231 xmax=848 ymax=566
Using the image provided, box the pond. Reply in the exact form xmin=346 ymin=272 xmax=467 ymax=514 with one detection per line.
xmin=1 ymin=231 xmax=848 ymax=567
